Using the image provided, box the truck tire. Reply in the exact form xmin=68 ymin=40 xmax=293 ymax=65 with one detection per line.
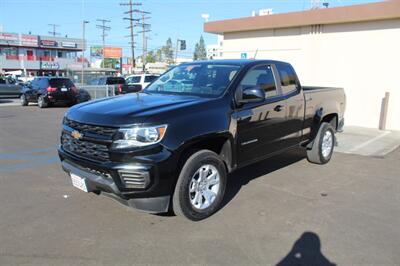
xmin=307 ymin=122 xmax=335 ymax=164
xmin=20 ymin=94 xmax=28 ymax=106
xmin=37 ymin=95 xmax=48 ymax=108
xmin=172 ymin=150 xmax=227 ymax=221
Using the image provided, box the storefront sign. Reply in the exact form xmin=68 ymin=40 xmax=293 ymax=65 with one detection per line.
xmin=61 ymin=41 xmax=77 ymax=48
xmin=90 ymin=46 xmax=103 ymax=58
xmin=40 ymin=39 xmax=57 ymax=47
xmin=103 ymin=47 xmax=122 ymax=59
xmin=20 ymin=34 xmax=38 ymax=47
xmin=0 ymin=33 xmax=19 ymax=45
xmin=41 ymin=62 xmax=60 ymax=70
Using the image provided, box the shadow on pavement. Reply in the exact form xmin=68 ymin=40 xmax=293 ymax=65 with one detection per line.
xmin=276 ymin=231 xmax=336 ymax=266
xmin=159 ymin=148 xmax=307 ymax=217
xmin=0 ymin=99 xmax=15 ymax=104
xmin=222 ymin=148 xmax=306 ymax=209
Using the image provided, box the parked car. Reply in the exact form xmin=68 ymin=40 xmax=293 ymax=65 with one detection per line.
xmin=89 ymin=76 xmax=137 ymax=95
xmin=0 ymin=76 xmax=22 ymax=98
xmin=125 ymin=74 xmax=159 ymax=91
xmin=58 ymin=60 xmax=346 ymax=221
xmin=20 ymin=77 xmax=78 ymax=108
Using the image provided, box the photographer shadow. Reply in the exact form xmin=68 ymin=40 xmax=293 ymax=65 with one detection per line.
xmin=277 ymin=232 xmax=336 ymax=266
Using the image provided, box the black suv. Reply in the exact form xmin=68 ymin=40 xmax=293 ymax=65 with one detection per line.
xmin=21 ymin=77 xmax=78 ymax=108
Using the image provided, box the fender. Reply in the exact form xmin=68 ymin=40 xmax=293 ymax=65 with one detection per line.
xmin=175 ymin=131 xmax=235 ymax=173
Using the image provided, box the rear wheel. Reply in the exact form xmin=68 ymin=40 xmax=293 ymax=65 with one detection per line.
xmin=172 ymin=150 xmax=227 ymax=221
xmin=37 ymin=95 xmax=48 ymax=108
xmin=20 ymin=94 xmax=28 ymax=106
xmin=307 ymin=122 xmax=335 ymax=164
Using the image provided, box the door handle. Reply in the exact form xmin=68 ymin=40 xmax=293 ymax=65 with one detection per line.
xmin=274 ymin=105 xmax=284 ymax=112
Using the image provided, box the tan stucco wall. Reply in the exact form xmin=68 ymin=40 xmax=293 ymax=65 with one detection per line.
xmin=221 ymin=19 xmax=400 ymax=130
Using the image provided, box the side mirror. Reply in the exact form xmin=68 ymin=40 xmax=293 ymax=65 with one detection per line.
xmin=238 ymin=86 xmax=265 ymax=104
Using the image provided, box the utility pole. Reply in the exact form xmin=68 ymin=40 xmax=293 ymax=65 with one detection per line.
xmin=96 ymin=19 xmax=111 ymax=68
xmin=120 ymin=0 xmax=142 ymax=71
xmin=136 ymin=10 xmax=151 ymax=72
xmin=175 ymin=39 xmax=180 ymax=65
xmin=48 ymin=24 xmax=60 ymax=36
xmin=81 ymin=20 xmax=89 ymax=85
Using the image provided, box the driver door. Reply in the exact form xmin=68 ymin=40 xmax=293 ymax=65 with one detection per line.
xmin=234 ymin=64 xmax=287 ymax=167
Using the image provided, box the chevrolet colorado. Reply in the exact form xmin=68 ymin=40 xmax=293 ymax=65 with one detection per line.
xmin=58 ymin=60 xmax=345 ymax=221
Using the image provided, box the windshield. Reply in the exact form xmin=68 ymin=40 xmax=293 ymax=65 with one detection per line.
xmin=145 ymin=63 xmax=240 ymax=97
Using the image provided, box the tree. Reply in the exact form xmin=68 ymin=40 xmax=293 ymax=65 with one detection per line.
xmin=146 ymin=51 xmax=156 ymax=63
xmin=193 ymin=35 xmax=207 ymax=61
xmin=155 ymin=49 xmax=163 ymax=62
xmin=101 ymin=58 xmax=119 ymax=69
xmin=162 ymin=38 xmax=174 ymax=64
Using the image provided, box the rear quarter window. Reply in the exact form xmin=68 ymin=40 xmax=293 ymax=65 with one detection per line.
xmin=276 ymin=63 xmax=298 ymax=95
xmin=107 ymin=77 xmax=125 ymax=85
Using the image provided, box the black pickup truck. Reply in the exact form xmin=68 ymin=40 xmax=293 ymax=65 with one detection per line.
xmin=58 ymin=60 xmax=345 ymax=221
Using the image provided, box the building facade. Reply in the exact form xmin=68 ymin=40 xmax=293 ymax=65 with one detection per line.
xmin=204 ymin=0 xmax=400 ymax=130
xmin=206 ymin=35 xmax=224 ymax=59
xmin=0 ymin=32 xmax=85 ymax=76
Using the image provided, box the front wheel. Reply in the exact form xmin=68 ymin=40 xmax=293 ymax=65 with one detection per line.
xmin=172 ymin=150 xmax=227 ymax=221
xmin=307 ymin=122 xmax=335 ymax=164
xmin=20 ymin=94 xmax=28 ymax=106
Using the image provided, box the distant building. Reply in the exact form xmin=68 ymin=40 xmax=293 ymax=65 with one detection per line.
xmin=0 ymin=32 xmax=86 ymax=76
xmin=204 ymin=0 xmax=400 ymax=130
xmin=206 ymin=35 xmax=223 ymax=59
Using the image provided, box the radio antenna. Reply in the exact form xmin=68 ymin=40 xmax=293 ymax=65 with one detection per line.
xmin=253 ymin=48 xmax=259 ymax=59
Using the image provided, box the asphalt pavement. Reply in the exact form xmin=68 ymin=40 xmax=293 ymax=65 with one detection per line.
xmin=0 ymin=105 xmax=399 ymax=265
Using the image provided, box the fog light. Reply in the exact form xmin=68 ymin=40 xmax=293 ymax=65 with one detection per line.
xmin=118 ymin=170 xmax=150 ymax=189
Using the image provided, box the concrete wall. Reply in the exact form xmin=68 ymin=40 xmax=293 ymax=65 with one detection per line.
xmin=221 ymin=19 xmax=400 ymax=130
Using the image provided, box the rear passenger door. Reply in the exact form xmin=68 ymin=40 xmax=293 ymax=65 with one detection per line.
xmin=235 ymin=64 xmax=288 ymax=166
xmin=275 ymin=62 xmax=305 ymax=147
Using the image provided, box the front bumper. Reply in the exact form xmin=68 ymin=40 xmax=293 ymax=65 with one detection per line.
xmin=58 ymin=146 xmax=175 ymax=213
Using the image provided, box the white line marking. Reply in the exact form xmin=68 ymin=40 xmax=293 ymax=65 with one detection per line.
xmin=348 ymin=131 xmax=391 ymax=152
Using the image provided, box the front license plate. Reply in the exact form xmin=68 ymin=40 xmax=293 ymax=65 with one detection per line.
xmin=61 ymin=88 xmax=68 ymax=92
xmin=70 ymin=173 xmax=88 ymax=192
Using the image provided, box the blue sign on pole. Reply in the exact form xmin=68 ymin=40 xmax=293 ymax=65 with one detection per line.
xmin=241 ymin=53 xmax=247 ymax=59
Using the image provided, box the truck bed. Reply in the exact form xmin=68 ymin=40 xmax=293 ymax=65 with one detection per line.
xmin=302 ymin=86 xmax=346 ymax=132
xmin=302 ymin=86 xmax=343 ymax=92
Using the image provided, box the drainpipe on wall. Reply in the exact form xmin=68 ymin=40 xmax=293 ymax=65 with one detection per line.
xmin=379 ymin=92 xmax=390 ymax=130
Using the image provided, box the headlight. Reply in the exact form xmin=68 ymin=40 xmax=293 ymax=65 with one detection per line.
xmin=112 ymin=125 xmax=168 ymax=149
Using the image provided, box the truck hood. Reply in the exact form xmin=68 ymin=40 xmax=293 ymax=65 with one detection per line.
xmin=67 ymin=92 xmax=209 ymax=126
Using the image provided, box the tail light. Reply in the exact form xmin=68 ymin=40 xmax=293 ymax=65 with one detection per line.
xmin=71 ymin=86 xmax=77 ymax=93
xmin=47 ymin=87 xmax=57 ymax=92
xmin=118 ymin=85 xmax=123 ymax=93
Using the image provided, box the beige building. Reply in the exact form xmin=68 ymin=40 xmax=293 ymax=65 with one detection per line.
xmin=205 ymin=0 xmax=400 ymax=130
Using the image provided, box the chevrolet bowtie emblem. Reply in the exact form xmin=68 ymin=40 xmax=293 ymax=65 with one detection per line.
xmin=71 ymin=130 xmax=83 ymax=140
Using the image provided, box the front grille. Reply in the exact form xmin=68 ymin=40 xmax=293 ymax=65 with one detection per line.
xmin=62 ymin=133 xmax=110 ymax=162
xmin=119 ymin=170 xmax=150 ymax=189
xmin=64 ymin=118 xmax=117 ymax=137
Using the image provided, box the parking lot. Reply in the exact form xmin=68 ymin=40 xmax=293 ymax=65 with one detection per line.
xmin=0 ymin=104 xmax=399 ymax=265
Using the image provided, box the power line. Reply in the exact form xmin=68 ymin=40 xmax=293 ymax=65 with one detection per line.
xmin=48 ymin=24 xmax=60 ymax=36
xmin=96 ymin=19 xmax=111 ymax=66
xmin=120 ymin=0 xmax=142 ymax=69
xmin=135 ymin=10 xmax=151 ymax=71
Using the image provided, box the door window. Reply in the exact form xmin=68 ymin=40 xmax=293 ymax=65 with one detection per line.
xmin=239 ymin=65 xmax=278 ymax=98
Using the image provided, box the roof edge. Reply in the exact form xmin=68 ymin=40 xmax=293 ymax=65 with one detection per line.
xmin=204 ymin=1 xmax=400 ymax=34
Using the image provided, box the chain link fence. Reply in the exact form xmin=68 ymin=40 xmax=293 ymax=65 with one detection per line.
xmin=77 ymin=85 xmax=117 ymax=101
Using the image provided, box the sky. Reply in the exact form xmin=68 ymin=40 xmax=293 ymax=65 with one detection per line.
xmin=0 ymin=0 xmax=380 ymax=59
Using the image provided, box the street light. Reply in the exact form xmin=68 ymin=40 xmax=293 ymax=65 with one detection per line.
xmin=81 ymin=20 xmax=89 ymax=85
